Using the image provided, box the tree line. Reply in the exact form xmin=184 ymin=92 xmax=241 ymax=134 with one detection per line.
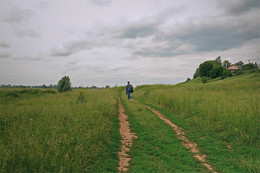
xmin=193 ymin=57 xmax=259 ymax=80
xmin=1 ymin=76 xmax=110 ymax=92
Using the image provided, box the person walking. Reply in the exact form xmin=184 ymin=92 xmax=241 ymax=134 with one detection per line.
xmin=125 ymin=81 xmax=133 ymax=100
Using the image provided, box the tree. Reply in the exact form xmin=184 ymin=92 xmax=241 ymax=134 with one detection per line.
xmin=57 ymin=76 xmax=71 ymax=92
xmin=210 ymin=65 xmax=224 ymax=79
xmin=213 ymin=56 xmax=222 ymax=67
xmin=242 ymin=63 xmax=259 ymax=70
xmin=193 ymin=68 xmax=200 ymax=79
xmin=223 ymin=60 xmax=231 ymax=69
xmin=235 ymin=61 xmax=244 ymax=67
xmin=199 ymin=61 xmax=213 ymax=77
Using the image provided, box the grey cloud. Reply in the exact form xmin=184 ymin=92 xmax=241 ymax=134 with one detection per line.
xmin=175 ymin=22 xmax=259 ymax=52
xmin=13 ymin=57 xmax=43 ymax=61
xmin=135 ymin=48 xmax=184 ymax=57
xmin=88 ymin=0 xmax=112 ymax=6
xmin=68 ymin=61 xmax=77 ymax=65
xmin=38 ymin=1 xmax=50 ymax=9
xmin=50 ymin=40 xmax=92 ymax=56
xmin=0 ymin=42 xmax=10 ymax=48
xmin=0 ymin=52 xmax=11 ymax=58
xmin=120 ymin=24 xmax=156 ymax=39
xmin=134 ymin=14 xmax=260 ymax=57
xmin=14 ymin=28 xmax=41 ymax=37
xmin=4 ymin=8 xmax=34 ymax=24
xmin=220 ymin=0 xmax=260 ymax=15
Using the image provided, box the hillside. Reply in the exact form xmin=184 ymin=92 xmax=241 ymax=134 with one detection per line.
xmin=0 ymin=71 xmax=259 ymax=172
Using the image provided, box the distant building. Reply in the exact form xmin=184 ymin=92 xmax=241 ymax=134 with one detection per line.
xmin=227 ymin=65 xmax=241 ymax=73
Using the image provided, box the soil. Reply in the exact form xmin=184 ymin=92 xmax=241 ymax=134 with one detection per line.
xmin=117 ymin=99 xmax=137 ymax=172
xmin=146 ymin=105 xmax=217 ymax=173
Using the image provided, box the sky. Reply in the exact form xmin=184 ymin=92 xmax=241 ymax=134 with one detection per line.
xmin=0 ymin=0 xmax=259 ymax=87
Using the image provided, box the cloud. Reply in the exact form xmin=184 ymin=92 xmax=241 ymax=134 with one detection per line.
xmin=220 ymin=0 xmax=260 ymax=15
xmin=87 ymin=0 xmax=112 ymax=6
xmin=119 ymin=23 xmax=157 ymax=39
xmin=4 ymin=8 xmax=34 ymax=24
xmin=14 ymin=28 xmax=41 ymax=37
xmin=50 ymin=40 xmax=93 ymax=56
xmin=0 ymin=52 xmax=11 ymax=58
xmin=0 ymin=42 xmax=10 ymax=48
xmin=132 ymin=13 xmax=260 ymax=57
xmin=13 ymin=57 xmax=43 ymax=62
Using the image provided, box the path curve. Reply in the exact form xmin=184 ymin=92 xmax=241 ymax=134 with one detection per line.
xmin=117 ymin=99 xmax=137 ymax=172
xmin=146 ymin=105 xmax=217 ymax=173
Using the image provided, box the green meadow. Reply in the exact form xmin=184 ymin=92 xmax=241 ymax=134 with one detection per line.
xmin=1 ymin=71 xmax=260 ymax=172
xmin=0 ymin=88 xmax=121 ymax=172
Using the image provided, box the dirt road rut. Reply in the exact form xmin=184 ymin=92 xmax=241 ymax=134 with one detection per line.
xmin=146 ymin=105 xmax=217 ymax=173
xmin=117 ymin=99 xmax=137 ymax=172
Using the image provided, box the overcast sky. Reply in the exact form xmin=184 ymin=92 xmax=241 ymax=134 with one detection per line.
xmin=0 ymin=0 xmax=259 ymax=87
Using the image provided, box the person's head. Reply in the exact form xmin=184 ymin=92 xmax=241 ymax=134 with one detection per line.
xmin=127 ymin=81 xmax=130 ymax=85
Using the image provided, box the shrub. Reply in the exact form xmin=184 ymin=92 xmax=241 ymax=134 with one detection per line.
xmin=234 ymin=70 xmax=243 ymax=75
xmin=222 ymin=69 xmax=232 ymax=78
xmin=185 ymin=78 xmax=191 ymax=82
xmin=77 ymin=92 xmax=86 ymax=103
xmin=201 ymin=76 xmax=208 ymax=83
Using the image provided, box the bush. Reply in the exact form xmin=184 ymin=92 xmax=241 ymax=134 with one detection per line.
xmin=185 ymin=78 xmax=191 ymax=82
xmin=77 ymin=92 xmax=86 ymax=103
xmin=222 ymin=69 xmax=232 ymax=78
xmin=234 ymin=70 xmax=243 ymax=75
xmin=201 ymin=76 xmax=208 ymax=83
xmin=57 ymin=76 xmax=71 ymax=92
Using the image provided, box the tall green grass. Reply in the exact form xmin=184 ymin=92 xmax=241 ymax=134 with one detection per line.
xmin=136 ymin=72 xmax=260 ymax=147
xmin=0 ymin=88 xmax=120 ymax=172
xmin=134 ymin=72 xmax=260 ymax=172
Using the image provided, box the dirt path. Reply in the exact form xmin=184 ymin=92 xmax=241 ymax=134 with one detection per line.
xmin=117 ymin=99 xmax=137 ymax=172
xmin=146 ymin=105 xmax=217 ymax=173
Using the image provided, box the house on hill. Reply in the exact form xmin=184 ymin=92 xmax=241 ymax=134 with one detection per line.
xmin=228 ymin=65 xmax=241 ymax=73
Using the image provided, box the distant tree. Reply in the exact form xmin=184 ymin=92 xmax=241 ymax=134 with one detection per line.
xmin=105 ymin=85 xmax=110 ymax=88
xmin=210 ymin=65 xmax=224 ymax=79
xmin=223 ymin=60 xmax=231 ymax=69
xmin=243 ymin=63 xmax=259 ymax=70
xmin=193 ymin=68 xmax=200 ymax=78
xmin=235 ymin=61 xmax=244 ymax=67
xmin=199 ymin=61 xmax=213 ymax=77
xmin=57 ymin=76 xmax=71 ymax=92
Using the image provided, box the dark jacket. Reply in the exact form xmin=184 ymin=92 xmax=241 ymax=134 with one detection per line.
xmin=125 ymin=84 xmax=133 ymax=93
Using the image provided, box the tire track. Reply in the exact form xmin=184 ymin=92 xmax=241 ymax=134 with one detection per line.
xmin=146 ymin=105 xmax=217 ymax=173
xmin=117 ymin=99 xmax=137 ymax=172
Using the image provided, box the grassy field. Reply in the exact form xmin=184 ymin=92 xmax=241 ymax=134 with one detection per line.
xmin=1 ymin=71 xmax=259 ymax=172
xmin=0 ymin=88 xmax=121 ymax=172
xmin=134 ymin=72 xmax=260 ymax=172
